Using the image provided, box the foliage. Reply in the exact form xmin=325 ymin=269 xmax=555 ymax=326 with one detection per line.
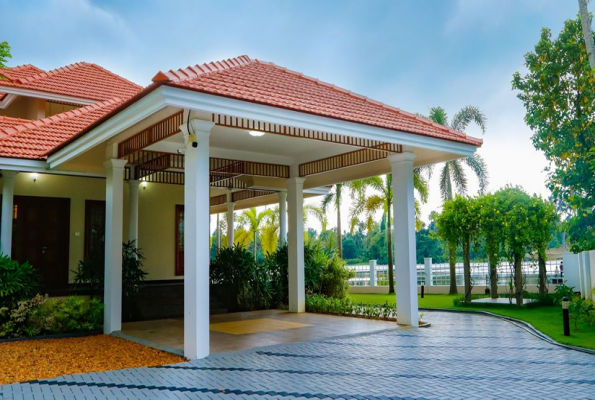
xmin=306 ymin=294 xmax=397 ymax=320
xmin=235 ymin=207 xmax=274 ymax=262
xmin=512 ymin=17 xmax=595 ymax=252
xmin=0 ymin=295 xmax=103 ymax=339
xmin=72 ymin=241 xmax=148 ymax=300
xmin=0 ymin=255 xmax=41 ymax=308
xmin=475 ymin=193 xmax=505 ymax=297
xmin=304 ymin=239 xmax=354 ymax=299
xmin=0 ymin=41 xmax=11 ymax=78
xmin=264 ymin=243 xmax=288 ymax=308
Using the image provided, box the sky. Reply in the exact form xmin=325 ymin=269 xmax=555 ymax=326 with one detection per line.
xmin=0 ymin=0 xmax=582 ymax=232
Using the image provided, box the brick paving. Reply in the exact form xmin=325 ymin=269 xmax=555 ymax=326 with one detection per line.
xmin=2 ymin=311 xmax=594 ymax=399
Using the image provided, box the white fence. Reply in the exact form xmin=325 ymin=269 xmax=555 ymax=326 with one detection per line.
xmin=347 ymin=259 xmax=564 ymax=287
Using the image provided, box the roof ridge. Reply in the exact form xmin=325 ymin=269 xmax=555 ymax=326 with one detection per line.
xmin=152 ymin=55 xmax=253 ymax=82
xmin=14 ymin=61 xmax=89 ymax=84
xmin=84 ymin=62 xmax=143 ymax=90
xmin=0 ymin=97 xmax=123 ymax=137
xmin=253 ymin=59 xmax=470 ymax=139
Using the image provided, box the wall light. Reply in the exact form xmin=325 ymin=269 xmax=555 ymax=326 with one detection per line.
xmin=142 ymin=181 xmax=148 ymax=190
xmin=249 ymin=130 xmax=265 ymax=137
xmin=31 ymin=173 xmax=39 ymax=183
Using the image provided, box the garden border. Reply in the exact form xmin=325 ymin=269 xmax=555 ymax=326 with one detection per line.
xmin=420 ymin=308 xmax=595 ymax=356
xmin=0 ymin=329 xmax=102 ymax=344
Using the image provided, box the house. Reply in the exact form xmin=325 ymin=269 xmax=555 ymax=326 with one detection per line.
xmin=0 ymin=55 xmax=482 ymax=359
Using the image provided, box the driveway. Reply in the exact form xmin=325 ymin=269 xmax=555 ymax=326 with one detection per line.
xmin=3 ymin=311 xmax=594 ymax=399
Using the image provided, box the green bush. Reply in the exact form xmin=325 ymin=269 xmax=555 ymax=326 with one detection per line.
xmin=304 ymin=241 xmax=354 ymax=299
xmin=0 ymin=254 xmax=41 ymax=308
xmin=264 ymin=243 xmax=288 ymax=308
xmin=553 ymin=283 xmax=576 ymax=305
xmin=210 ymin=245 xmax=272 ymax=311
xmin=0 ymin=295 xmax=102 ymax=339
xmin=72 ymin=241 xmax=148 ymax=300
xmin=305 ymin=294 xmax=396 ymax=319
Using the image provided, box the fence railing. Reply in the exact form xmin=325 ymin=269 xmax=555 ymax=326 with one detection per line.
xmin=347 ymin=259 xmax=564 ymax=287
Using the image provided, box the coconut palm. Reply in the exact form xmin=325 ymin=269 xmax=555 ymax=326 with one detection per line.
xmin=235 ymin=207 xmax=274 ymax=262
xmin=321 ymin=184 xmax=345 ymax=257
xmin=349 ymin=171 xmax=429 ymax=293
xmin=424 ymin=105 xmax=488 ymax=294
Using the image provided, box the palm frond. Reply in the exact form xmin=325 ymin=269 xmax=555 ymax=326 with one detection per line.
xmin=413 ymin=169 xmax=430 ymax=204
xmin=428 ymin=106 xmax=449 ymax=126
xmin=450 ymin=105 xmax=487 ymax=134
xmin=321 ymin=192 xmax=335 ymax=212
xmin=450 ymin=159 xmax=468 ymax=195
xmin=464 ymin=153 xmax=489 ymax=194
xmin=304 ymin=204 xmax=327 ymax=231
xmin=439 ymin=162 xmax=454 ymax=201
xmin=234 ymin=228 xmax=253 ymax=248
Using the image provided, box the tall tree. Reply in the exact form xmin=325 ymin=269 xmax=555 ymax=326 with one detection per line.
xmin=321 ymin=184 xmax=345 ymax=257
xmin=528 ymin=195 xmax=559 ymax=298
xmin=476 ymin=193 xmax=506 ymax=298
xmin=578 ymin=0 xmax=595 ymax=69
xmin=424 ymin=106 xmax=488 ymax=294
xmin=349 ymin=172 xmax=429 ymax=293
xmin=0 ymin=41 xmax=11 ymax=79
xmin=235 ymin=207 xmax=273 ymax=262
xmin=513 ymin=17 xmax=595 ymax=253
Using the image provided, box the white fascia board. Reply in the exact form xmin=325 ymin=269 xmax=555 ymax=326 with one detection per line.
xmin=47 ymin=88 xmax=168 ymax=169
xmin=304 ymin=186 xmax=331 ymax=195
xmin=161 ymin=86 xmax=479 ymax=157
xmin=0 ymin=87 xmax=97 ymax=105
xmin=0 ymin=157 xmax=105 ymax=177
xmin=0 ymin=94 xmax=18 ymax=109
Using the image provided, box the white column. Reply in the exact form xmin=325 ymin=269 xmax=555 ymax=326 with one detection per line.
xmin=1 ymin=171 xmax=17 ymax=257
xmin=226 ymin=191 xmax=235 ymax=247
xmin=103 ymin=159 xmax=127 ymax=334
xmin=287 ymin=177 xmax=305 ymax=313
xmin=182 ymin=119 xmax=214 ymax=360
xmin=369 ymin=260 xmax=377 ymax=287
xmin=128 ymin=180 xmax=140 ymax=246
xmin=389 ymin=152 xmax=419 ymax=326
xmin=278 ymin=191 xmax=287 ymax=246
xmin=424 ymin=257 xmax=433 ymax=287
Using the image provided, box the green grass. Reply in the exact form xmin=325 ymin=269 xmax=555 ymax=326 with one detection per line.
xmin=350 ymin=293 xmax=595 ymax=350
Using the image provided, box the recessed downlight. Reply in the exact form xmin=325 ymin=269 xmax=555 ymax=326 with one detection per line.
xmin=249 ymin=130 xmax=265 ymax=137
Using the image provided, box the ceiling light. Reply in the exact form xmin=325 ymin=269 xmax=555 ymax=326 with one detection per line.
xmin=249 ymin=130 xmax=265 ymax=137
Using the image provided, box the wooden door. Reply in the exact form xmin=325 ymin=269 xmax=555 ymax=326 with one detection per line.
xmin=11 ymin=196 xmax=71 ymax=290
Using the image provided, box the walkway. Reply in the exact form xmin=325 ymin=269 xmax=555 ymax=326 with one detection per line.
xmin=3 ymin=312 xmax=595 ymax=399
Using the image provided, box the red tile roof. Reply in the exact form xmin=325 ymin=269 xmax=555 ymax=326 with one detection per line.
xmin=0 ymin=98 xmax=124 ymax=159
xmin=0 ymin=62 xmax=141 ymax=102
xmin=153 ymin=56 xmax=482 ymax=147
xmin=0 ymin=116 xmax=33 ymax=132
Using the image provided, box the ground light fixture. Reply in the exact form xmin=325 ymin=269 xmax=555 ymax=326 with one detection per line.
xmin=249 ymin=130 xmax=265 ymax=137
xmin=562 ymin=296 xmax=570 ymax=336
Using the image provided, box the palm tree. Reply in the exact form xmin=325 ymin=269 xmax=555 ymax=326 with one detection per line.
xmin=349 ymin=171 xmax=429 ymax=293
xmin=235 ymin=207 xmax=273 ymax=262
xmin=321 ymin=184 xmax=345 ymax=257
xmin=424 ymin=105 xmax=488 ymax=294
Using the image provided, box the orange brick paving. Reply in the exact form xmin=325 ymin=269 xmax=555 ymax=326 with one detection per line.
xmin=0 ymin=334 xmax=185 ymax=385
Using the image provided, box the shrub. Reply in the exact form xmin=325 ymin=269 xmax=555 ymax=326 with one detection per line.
xmin=304 ymin=241 xmax=354 ymax=299
xmin=0 ymin=295 xmax=103 ymax=339
xmin=210 ymin=245 xmax=272 ymax=311
xmin=553 ymin=283 xmax=575 ymax=306
xmin=264 ymin=243 xmax=288 ymax=307
xmin=72 ymin=241 xmax=148 ymax=300
xmin=0 ymin=255 xmax=41 ymax=308
xmin=305 ymin=294 xmax=396 ymax=319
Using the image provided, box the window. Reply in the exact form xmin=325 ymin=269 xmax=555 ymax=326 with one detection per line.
xmin=85 ymin=200 xmax=105 ymax=261
xmin=175 ymin=205 xmax=184 ymax=276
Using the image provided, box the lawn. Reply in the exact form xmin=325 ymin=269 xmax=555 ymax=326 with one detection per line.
xmin=350 ymin=293 xmax=595 ymax=350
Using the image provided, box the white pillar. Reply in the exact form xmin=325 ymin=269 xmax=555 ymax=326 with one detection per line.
xmin=370 ymin=260 xmax=377 ymax=287
xmin=287 ymin=177 xmax=305 ymax=312
xmin=1 ymin=171 xmax=17 ymax=257
xmin=424 ymin=257 xmax=433 ymax=287
xmin=226 ymin=192 xmax=235 ymax=247
xmin=182 ymin=119 xmax=214 ymax=360
xmin=389 ymin=152 xmax=419 ymax=326
xmin=103 ymin=159 xmax=127 ymax=334
xmin=278 ymin=191 xmax=287 ymax=246
xmin=128 ymin=180 xmax=140 ymax=246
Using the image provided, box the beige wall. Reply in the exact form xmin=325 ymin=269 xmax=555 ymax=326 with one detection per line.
xmin=2 ymin=96 xmax=45 ymax=120
xmin=1 ymin=173 xmax=185 ymax=283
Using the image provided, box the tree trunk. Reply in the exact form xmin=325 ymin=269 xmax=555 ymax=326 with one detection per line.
xmin=216 ymin=214 xmax=221 ymax=251
xmin=253 ymin=233 xmax=257 ymax=263
xmin=489 ymin=256 xmax=498 ymax=299
xmin=387 ymin=210 xmax=395 ymax=294
xmin=538 ymin=252 xmax=547 ymax=298
xmin=579 ymin=0 xmax=595 ymax=69
xmin=337 ymin=206 xmax=343 ymax=258
xmin=448 ymin=243 xmax=458 ymax=295
xmin=514 ymin=255 xmax=524 ymax=306
xmin=463 ymin=240 xmax=472 ymax=303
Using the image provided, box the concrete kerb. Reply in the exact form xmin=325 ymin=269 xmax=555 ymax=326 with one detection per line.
xmin=420 ymin=308 xmax=595 ymax=356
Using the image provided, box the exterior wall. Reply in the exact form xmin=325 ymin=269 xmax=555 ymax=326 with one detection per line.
xmin=1 ymin=173 xmax=185 ymax=284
